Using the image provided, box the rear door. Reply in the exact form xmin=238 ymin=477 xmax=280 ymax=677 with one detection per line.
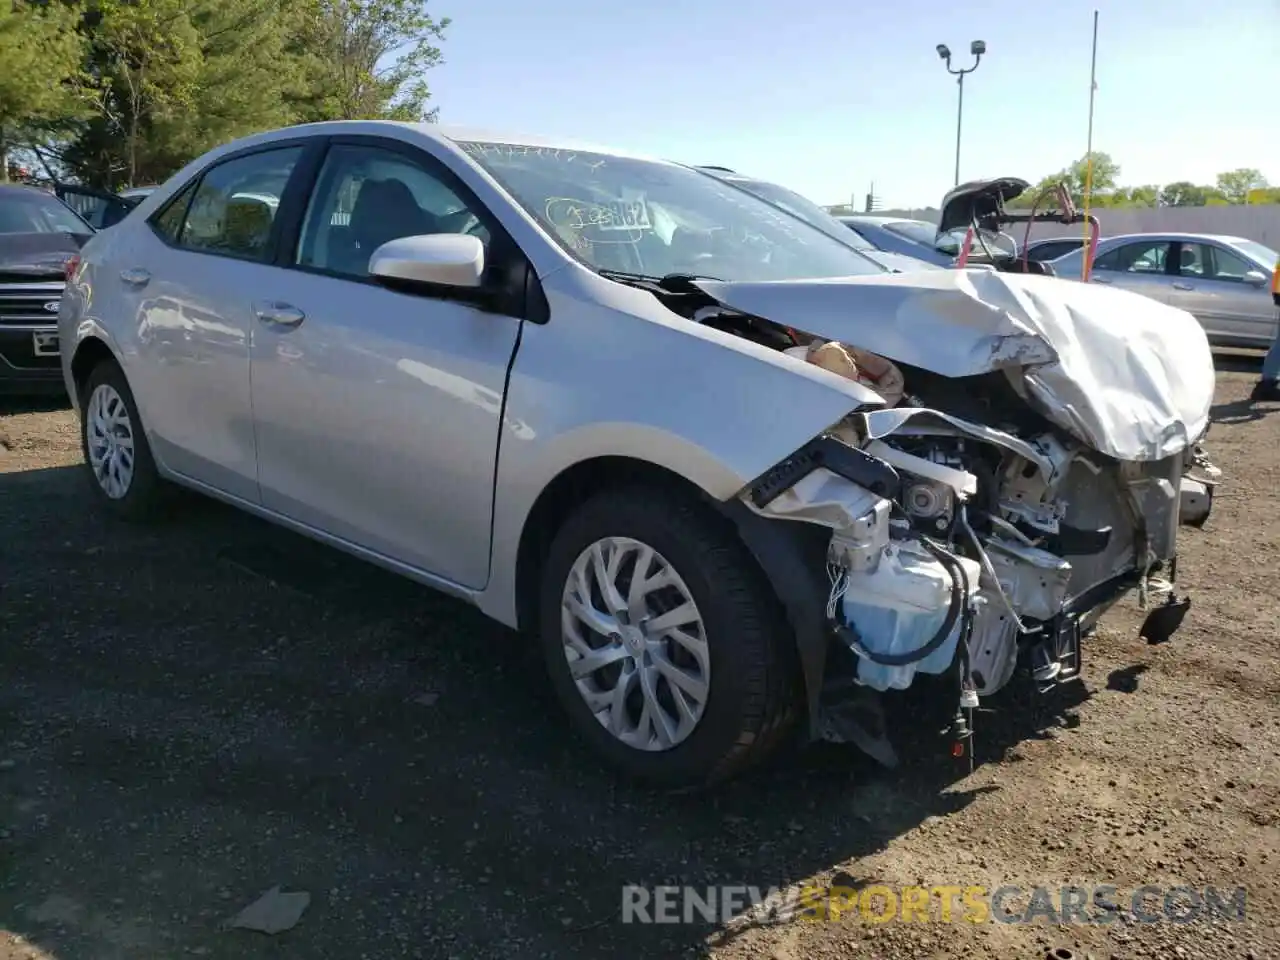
xmin=1165 ymin=240 xmax=1276 ymax=346
xmin=120 ymin=143 xmax=311 ymax=501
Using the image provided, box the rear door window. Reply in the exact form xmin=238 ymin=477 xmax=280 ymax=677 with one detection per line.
xmin=176 ymin=147 xmax=302 ymax=262
xmin=1094 ymin=240 xmax=1171 ymax=274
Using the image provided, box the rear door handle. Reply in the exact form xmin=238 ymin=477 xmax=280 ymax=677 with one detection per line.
xmin=253 ymin=301 xmax=306 ymax=329
xmin=120 ymin=267 xmax=151 ymax=287
xmin=1172 ymin=282 xmax=1194 ymax=291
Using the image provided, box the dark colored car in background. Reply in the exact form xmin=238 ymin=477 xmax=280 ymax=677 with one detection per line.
xmin=835 ymin=215 xmax=958 ymax=266
xmin=1024 ymin=236 xmax=1088 ymax=262
xmin=53 ymin=183 xmax=146 ymax=230
xmin=0 ymin=185 xmax=93 ymax=394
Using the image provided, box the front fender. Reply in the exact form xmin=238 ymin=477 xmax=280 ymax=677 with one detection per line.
xmin=479 ymin=272 xmax=879 ymax=627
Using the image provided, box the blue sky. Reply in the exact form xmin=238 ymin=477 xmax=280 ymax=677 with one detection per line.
xmin=429 ymin=0 xmax=1280 ymax=209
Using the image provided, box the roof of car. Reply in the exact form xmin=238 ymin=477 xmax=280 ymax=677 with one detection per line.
xmin=0 ymin=183 xmax=56 ymax=198
xmin=1103 ymin=231 xmax=1252 ymax=244
xmin=236 ymin=120 xmax=667 ymax=164
xmin=838 ymin=215 xmax=925 ymax=226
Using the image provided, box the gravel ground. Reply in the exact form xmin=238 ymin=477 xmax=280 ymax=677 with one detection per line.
xmin=1 ymin=362 xmax=1278 ymax=960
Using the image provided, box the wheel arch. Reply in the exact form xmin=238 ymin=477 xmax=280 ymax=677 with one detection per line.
xmin=513 ymin=455 xmax=716 ymax=636
xmin=512 ymin=454 xmax=831 ymax=737
xmin=69 ymin=335 xmax=119 ymax=408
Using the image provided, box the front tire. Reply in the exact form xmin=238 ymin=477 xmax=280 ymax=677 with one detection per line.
xmin=80 ymin=359 xmax=169 ymax=520
xmin=537 ymin=486 xmax=799 ymax=789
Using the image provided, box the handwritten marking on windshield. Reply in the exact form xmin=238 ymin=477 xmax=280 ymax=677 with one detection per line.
xmin=544 ymin=197 xmax=653 ymax=238
xmin=457 ymin=142 xmax=608 ymax=171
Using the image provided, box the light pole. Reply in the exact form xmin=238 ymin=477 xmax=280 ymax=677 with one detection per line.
xmin=936 ymin=40 xmax=985 ymax=186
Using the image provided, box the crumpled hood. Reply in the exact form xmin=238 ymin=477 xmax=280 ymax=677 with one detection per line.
xmin=693 ymin=268 xmax=1216 ymax=462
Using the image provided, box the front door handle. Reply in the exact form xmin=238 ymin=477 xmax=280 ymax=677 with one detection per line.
xmin=253 ymin=301 xmax=306 ymax=329
xmin=1172 ymin=282 xmax=1194 ymax=291
xmin=120 ymin=267 xmax=151 ymax=287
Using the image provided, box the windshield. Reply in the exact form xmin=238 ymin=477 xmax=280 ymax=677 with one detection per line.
xmin=883 ymin=219 xmax=941 ymax=249
xmin=1234 ymin=239 xmax=1278 ymax=269
xmin=717 ymin=176 xmax=877 ymax=251
xmin=0 ymin=191 xmax=92 ymax=235
xmin=455 ymin=142 xmax=885 ymax=282
xmin=936 ymin=226 xmax=1016 ymax=258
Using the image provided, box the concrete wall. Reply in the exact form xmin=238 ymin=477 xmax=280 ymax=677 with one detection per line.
xmin=869 ymin=205 xmax=1280 ymax=248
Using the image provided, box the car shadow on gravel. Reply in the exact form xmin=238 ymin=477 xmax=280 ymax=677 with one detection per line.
xmin=1212 ymin=348 xmax=1264 ymax=374
xmin=0 ymin=394 xmax=71 ymax=416
xmin=0 ymin=464 xmax=1095 ymax=960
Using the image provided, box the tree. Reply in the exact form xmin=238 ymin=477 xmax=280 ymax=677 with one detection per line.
xmin=1159 ymin=181 xmax=1208 ymax=207
xmin=1111 ymin=184 xmax=1160 ymax=209
xmin=1008 ymin=151 xmax=1120 ymax=209
xmin=87 ymin=0 xmax=204 ymax=186
xmin=57 ymin=0 xmax=307 ymax=188
xmin=289 ymin=0 xmax=450 ymax=123
xmin=0 ymin=0 xmax=89 ymax=181
xmin=17 ymin=0 xmax=451 ymax=188
xmin=1066 ymin=151 xmax=1120 ymax=201
xmin=1216 ymin=168 xmax=1269 ymax=204
xmin=148 ymin=0 xmax=304 ymax=178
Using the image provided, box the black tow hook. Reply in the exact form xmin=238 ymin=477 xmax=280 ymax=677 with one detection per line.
xmin=1139 ymin=593 xmax=1191 ymax=645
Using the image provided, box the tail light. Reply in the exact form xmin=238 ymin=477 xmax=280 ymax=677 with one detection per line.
xmin=64 ymin=255 xmax=80 ymax=281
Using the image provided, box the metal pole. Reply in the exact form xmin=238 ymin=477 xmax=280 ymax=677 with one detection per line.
xmin=954 ymin=72 xmax=964 ymax=186
xmin=1081 ymin=9 xmax=1099 ymax=280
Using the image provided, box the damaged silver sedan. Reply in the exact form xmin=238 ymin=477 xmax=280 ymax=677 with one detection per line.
xmin=61 ymin=122 xmax=1221 ymax=788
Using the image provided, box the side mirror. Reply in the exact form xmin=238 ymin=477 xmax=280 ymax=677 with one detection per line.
xmin=1244 ymin=269 xmax=1269 ymax=287
xmin=369 ymin=234 xmax=485 ymax=290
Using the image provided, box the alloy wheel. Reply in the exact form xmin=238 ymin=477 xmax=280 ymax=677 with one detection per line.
xmin=559 ymin=536 xmax=711 ymax=751
xmin=85 ymin=383 xmax=136 ymax=499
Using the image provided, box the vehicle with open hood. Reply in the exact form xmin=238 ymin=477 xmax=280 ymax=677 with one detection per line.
xmin=60 ymin=122 xmax=1220 ymax=786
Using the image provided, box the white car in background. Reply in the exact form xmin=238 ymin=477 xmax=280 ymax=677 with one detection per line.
xmin=60 ymin=121 xmax=1218 ymax=786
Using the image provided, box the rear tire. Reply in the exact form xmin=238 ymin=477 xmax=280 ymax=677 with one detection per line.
xmin=537 ymin=485 xmax=800 ymax=789
xmin=79 ymin=359 xmax=170 ymax=521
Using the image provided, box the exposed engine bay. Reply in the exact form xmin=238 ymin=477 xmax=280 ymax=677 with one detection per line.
xmin=633 ymin=270 xmax=1222 ymax=766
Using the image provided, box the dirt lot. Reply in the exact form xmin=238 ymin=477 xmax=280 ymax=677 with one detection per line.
xmin=1 ymin=362 xmax=1278 ymax=960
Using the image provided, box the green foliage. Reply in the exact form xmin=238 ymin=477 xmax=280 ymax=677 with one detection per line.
xmin=1216 ymin=168 xmax=1269 ymax=204
xmin=288 ymin=0 xmax=450 ymax=123
xmin=1007 ymin=152 xmax=1120 ymax=210
xmin=1159 ymin=181 xmax=1206 ymax=207
xmin=0 ymin=0 xmax=90 ymax=180
xmin=17 ymin=0 xmax=448 ymax=188
xmin=1005 ymin=158 xmax=1278 ymax=211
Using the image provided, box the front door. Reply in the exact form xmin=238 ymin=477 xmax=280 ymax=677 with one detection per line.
xmin=248 ymin=139 xmax=522 ymax=589
xmin=1166 ymin=241 xmax=1277 ymax=346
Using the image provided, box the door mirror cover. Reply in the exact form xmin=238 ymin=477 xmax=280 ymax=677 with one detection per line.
xmin=369 ymin=234 xmax=485 ymax=290
xmin=1243 ymin=269 xmax=1269 ymax=287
